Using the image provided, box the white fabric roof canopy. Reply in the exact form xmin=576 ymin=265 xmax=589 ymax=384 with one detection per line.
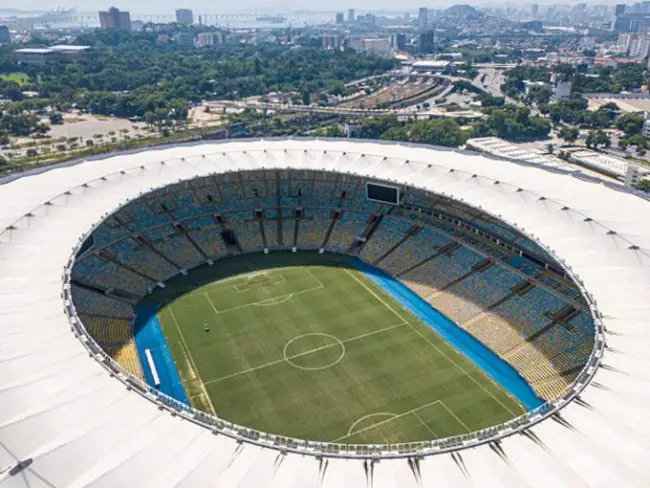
xmin=0 ymin=139 xmax=649 ymax=487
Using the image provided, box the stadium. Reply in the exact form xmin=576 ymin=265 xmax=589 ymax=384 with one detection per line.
xmin=0 ymin=138 xmax=648 ymax=487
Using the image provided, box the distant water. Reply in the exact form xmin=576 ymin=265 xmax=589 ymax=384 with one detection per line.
xmin=3 ymin=10 xmax=336 ymax=30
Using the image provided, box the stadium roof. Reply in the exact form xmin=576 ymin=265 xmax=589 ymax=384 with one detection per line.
xmin=1 ymin=138 xmax=650 ymax=487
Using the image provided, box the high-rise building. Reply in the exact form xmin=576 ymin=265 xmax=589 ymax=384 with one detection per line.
xmin=531 ymin=3 xmax=539 ymax=18
xmin=615 ymin=4 xmax=626 ymax=16
xmin=390 ymin=32 xmax=407 ymax=50
xmin=630 ymin=35 xmax=650 ymax=58
xmin=419 ymin=30 xmax=434 ymax=54
xmin=347 ymin=9 xmax=356 ymax=23
xmin=617 ymin=32 xmax=633 ymax=51
xmin=418 ymin=7 xmax=428 ymax=32
xmin=176 ymin=9 xmax=193 ymax=25
xmin=335 ymin=12 xmax=344 ymax=24
xmin=0 ymin=26 xmax=10 ymax=44
xmin=99 ymin=7 xmax=132 ymax=31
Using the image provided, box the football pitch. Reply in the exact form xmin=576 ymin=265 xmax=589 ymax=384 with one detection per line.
xmin=150 ymin=252 xmax=524 ymax=444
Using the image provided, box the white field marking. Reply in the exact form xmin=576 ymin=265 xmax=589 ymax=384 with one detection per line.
xmin=331 ymin=400 xmax=442 ymax=443
xmin=203 ymin=276 xmax=323 ymax=314
xmin=203 ymin=292 xmax=220 ymax=316
xmin=185 ymin=268 xmax=284 ymax=295
xmin=234 ymin=274 xmax=286 ymax=293
xmin=343 ymin=268 xmax=519 ymax=417
xmin=439 ymin=400 xmax=471 ymax=433
xmin=305 ymin=267 xmax=325 ymax=289
xmin=283 ymin=333 xmax=346 ymax=371
xmin=413 ymin=411 xmax=438 ymax=438
xmin=254 ymin=295 xmax=294 ymax=307
xmin=167 ymin=306 xmax=217 ymax=416
xmin=347 ymin=412 xmax=397 ymax=437
xmin=202 ymin=321 xmax=407 ymax=386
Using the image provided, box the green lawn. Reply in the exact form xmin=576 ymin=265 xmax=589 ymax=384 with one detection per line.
xmin=150 ymin=252 xmax=523 ymax=444
xmin=0 ymin=72 xmax=30 ymax=86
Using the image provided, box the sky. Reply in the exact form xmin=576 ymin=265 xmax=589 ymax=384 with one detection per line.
xmin=0 ymin=1 xmax=623 ymax=14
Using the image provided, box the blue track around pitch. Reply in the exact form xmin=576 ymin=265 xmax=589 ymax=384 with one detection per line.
xmin=345 ymin=257 xmax=544 ymax=411
xmin=133 ymin=304 xmax=189 ymax=405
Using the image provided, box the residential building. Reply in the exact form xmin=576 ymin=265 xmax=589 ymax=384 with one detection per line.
xmin=347 ymin=9 xmax=355 ymax=23
xmin=362 ymin=38 xmax=392 ymax=58
xmin=173 ymin=32 xmax=194 ymax=46
xmin=345 ymin=36 xmax=393 ymax=58
xmin=555 ymin=81 xmax=572 ymax=100
xmin=99 ymin=7 xmax=132 ymax=31
xmin=335 ymin=12 xmax=344 ymax=24
xmin=195 ymin=32 xmax=222 ymax=47
xmin=322 ymin=34 xmax=342 ymax=50
xmin=175 ymin=9 xmax=193 ymax=25
xmin=532 ymin=3 xmax=539 ymax=18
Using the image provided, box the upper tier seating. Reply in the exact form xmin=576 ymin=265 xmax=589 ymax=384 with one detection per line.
xmin=360 ymin=218 xmax=413 ymax=264
xmin=326 ymin=212 xmax=370 ymax=253
xmin=378 ymin=227 xmax=452 ymax=276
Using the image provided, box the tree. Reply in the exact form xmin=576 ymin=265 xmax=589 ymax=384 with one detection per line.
xmin=585 ymin=130 xmax=610 ymax=149
xmin=558 ymin=126 xmax=579 ymax=143
xmin=636 ymin=179 xmax=650 ymax=193
xmin=49 ymin=112 xmax=64 ymax=125
xmin=616 ymin=113 xmax=644 ymax=137
xmin=526 ymin=85 xmax=553 ymax=106
xmin=629 ymin=135 xmax=649 ymax=150
xmin=473 ymin=105 xmax=551 ymax=141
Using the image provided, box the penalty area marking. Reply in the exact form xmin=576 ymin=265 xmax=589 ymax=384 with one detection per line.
xmin=254 ymin=295 xmax=294 ymax=307
xmin=204 ymin=269 xmax=324 ymax=314
xmin=347 ymin=413 xmax=397 ymax=437
xmin=283 ymin=333 xmax=346 ymax=371
xmin=332 ymin=399 xmax=443 ymax=443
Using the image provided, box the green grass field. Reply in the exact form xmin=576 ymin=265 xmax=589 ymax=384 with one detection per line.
xmin=150 ymin=252 xmax=524 ymax=444
xmin=0 ymin=72 xmax=30 ymax=86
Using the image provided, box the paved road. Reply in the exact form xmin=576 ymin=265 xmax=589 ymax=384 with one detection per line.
xmin=207 ymin=99 xmax=483 ymax=119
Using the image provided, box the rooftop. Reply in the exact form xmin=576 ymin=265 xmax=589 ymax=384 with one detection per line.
xmin=0 ymin=139 xmax=648 ymax=486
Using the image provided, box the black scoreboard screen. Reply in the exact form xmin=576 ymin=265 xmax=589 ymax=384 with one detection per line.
xmin=366 ymin=183 xmax=399 ymax=205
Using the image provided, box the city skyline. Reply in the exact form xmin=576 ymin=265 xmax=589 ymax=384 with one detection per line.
xmin=0 ymin=0 xmax=638 ymax=15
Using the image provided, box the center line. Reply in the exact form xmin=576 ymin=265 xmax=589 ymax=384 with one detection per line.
xmin=203 ymin=322 xmax=407 ymax=385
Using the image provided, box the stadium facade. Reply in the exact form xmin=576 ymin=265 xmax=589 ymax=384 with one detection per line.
xmin=1 ymin=139 xmax=649 ymax=487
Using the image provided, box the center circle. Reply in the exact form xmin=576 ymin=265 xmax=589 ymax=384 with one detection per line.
xmin=283 ymin=333 xmax=346 ymax=371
